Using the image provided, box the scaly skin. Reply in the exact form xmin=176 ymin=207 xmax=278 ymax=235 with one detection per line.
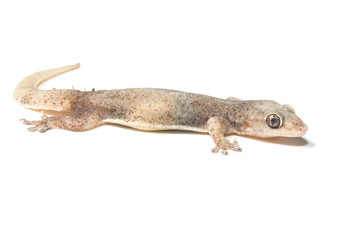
xmin=14 ymin=64 xmax=308 ymax=154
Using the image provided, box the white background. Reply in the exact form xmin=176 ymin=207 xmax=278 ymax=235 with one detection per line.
xmin=0 ymin=0 xmax=359 ymax=239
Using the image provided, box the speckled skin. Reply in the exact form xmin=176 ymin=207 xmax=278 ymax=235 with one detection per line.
xmin=14 ymin=64 xmax=308 ymax=154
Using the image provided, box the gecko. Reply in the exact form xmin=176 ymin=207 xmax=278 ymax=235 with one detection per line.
xmin=14 ymin=63 xmax=308 ymax=154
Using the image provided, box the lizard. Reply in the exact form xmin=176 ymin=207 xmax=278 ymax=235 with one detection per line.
xmin=14 ymin=63 xmax=308 ymax=154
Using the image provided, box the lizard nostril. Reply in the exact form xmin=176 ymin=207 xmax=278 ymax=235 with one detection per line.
xmin=298 ymin=124 xmax=308 ymax=134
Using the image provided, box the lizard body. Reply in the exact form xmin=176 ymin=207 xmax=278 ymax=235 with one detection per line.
xmin=14 ymin=64 xmax=307 ymax=154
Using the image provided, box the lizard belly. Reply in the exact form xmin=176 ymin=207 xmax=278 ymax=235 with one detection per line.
xmin=104 ymin=118 xmax=208 ymax=132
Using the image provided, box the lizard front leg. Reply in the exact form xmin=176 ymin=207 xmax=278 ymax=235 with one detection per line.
xmin=207 ymin=116 xmax=242 ymax=155
xmin=21 ymin=108 xmax=103 ymax=132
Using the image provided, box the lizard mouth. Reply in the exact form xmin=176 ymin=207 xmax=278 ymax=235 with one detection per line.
xmin=244 ymin=122 xmax=308 ymax=138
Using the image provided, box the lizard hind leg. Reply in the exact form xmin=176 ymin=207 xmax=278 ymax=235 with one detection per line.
xmin=20 ymin=108 xmax=104 ymax=132
xmin=21 ymin=114 xmax=51 ymax=132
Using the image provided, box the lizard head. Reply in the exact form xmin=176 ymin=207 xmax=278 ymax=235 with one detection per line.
xmin=237 ymin=100 xmax=307 ymax=138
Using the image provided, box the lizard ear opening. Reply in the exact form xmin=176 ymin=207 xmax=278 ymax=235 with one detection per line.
xmin=282 ymin=104 xmax=296 ymax=114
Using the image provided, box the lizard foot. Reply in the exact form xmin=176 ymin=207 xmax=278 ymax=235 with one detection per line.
xmin=20 ymin=115 xmax=50 ymax=133
xmin=211 ymin=139 xmax=242 ymax=155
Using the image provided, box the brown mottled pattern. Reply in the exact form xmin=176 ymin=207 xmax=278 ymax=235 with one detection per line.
xmin=14 ymin=64 xmax=308 ymax=154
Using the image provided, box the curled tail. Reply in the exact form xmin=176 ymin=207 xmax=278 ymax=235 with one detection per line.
xmin=14 ymin=63 xmax=81 ymax=111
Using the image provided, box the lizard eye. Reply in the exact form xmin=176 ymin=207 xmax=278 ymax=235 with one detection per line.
xmin=266 ymin=113 xmax=282 ymax=128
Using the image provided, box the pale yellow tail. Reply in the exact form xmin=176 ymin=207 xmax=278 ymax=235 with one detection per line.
xmin=14 ymin=63 xmax=80 ymax=111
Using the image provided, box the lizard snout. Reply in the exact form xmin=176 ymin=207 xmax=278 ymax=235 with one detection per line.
xmin=297 ymin=123 xmax=308 ymax=136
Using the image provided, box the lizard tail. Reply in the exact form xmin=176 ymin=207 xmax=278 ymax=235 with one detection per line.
xmin=14 ymin=63 xmax=81 ymax=111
